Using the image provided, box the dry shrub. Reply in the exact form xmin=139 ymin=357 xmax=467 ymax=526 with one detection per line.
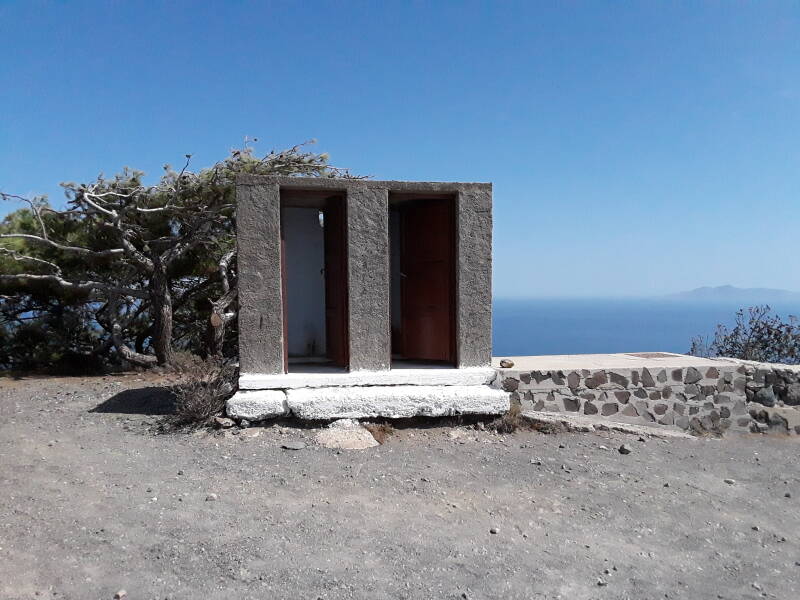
xmin=169 ymin=354 xmax=238 ymax=427
xmin=364 ymin=422 xmax=395 ymax=444
xmin=488 ymin=402 xmax=528 ymax=434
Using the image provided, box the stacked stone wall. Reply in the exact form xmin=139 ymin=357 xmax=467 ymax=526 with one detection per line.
xmin=729 ymin=360 xmax=800 ymax=434
xmin=496 ymin=364 xmax=751 ymax=435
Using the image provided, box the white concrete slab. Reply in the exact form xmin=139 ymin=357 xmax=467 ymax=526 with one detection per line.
xmin=492 ymin=352 xmax=738 ymax=371
xmin=287 ymin=385 xmax=510 ymax=420
xmin=226 ymin=390 xmax=289 ymax=420
xmin=239 ymin=367 xmax=496 ymax=390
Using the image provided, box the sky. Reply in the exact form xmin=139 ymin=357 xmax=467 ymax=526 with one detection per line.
xmin=1 ymin=1 xmax=799 ymax=298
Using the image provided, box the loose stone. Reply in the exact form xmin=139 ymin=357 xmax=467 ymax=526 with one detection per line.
xmin=281 ymin=440 xmax=306 ymax=450
xmin=214 ymin=417 xmax=235 ymax=429
xmin=618 ymin=444 xmax=632 ymax=455
xmin=724 ymin=478 xmax=735 ymax=485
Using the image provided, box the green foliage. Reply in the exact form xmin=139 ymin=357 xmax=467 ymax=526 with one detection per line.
xmin=0 ymin=140 xmax=357 ymax=371
xmin=689 ymin=305 xmax=800 ymax=364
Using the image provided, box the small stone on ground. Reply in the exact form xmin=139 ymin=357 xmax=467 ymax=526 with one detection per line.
xmin=281 ymin=441 xmax=306 ymax=451
xmin=315 ymin=419 xmax=379 ymax=450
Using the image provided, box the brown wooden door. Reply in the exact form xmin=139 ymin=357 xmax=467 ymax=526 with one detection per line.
xmin=401 ymin=199 xmax=455 ymax=363
xmin=323 ymin=199 xmax=349 ymax=368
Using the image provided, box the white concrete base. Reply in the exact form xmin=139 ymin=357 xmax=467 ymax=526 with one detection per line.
xmin=239 ymin=367 xmax=496 ymax=390
xmin=287 ymin=385 xmax=510 ymax=420
xmin=226 ymin=390 xmax=288 ymax=421
xmin=520 ymin=410 xmax=694 ymax=439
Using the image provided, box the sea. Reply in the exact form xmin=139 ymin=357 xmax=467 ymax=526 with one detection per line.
xmin=491 ymin=298 xmax=800 ymax=357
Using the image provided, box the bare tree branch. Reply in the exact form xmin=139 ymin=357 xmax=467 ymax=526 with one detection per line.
xmin=0 ymin=273 xmax=148 ymax=300
xmin=0 ymin=247 xmax=62 ymax=275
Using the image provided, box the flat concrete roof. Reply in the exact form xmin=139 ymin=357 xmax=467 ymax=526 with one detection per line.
xmin=491 ymin=352 xmax=738 ymax=371
xmin=236 ymin=175 xmax=491 ymax=192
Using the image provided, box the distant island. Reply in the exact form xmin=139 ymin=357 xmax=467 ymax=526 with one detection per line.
xmin=665 ymin=285 xmax=800 ymax=303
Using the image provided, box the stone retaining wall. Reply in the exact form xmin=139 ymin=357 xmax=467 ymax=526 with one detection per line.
xmin=729 ymin=360 xmax=800 ymax=435
xmin=495 ymin=363 xmax=752 ymax=435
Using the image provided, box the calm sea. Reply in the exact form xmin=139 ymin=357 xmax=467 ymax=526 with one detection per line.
xmin=492 ymin=298 xmax=800 ymax=357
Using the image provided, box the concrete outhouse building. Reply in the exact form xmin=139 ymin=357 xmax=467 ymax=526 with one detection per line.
xmin=226 ymin=176 xmax=509 ymax=421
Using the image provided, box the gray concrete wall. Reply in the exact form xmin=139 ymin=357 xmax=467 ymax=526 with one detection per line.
xmin=456 ymin=186 xmax=493 ymax=368
xmin=236 ymin=181 xmax=284 ymax=374
xmin=236 ymin=176 xmax=494 ymax=375
xmin=346 ymin=185 xmax=391 ymax=371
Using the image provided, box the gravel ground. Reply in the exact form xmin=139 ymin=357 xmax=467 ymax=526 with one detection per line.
xmin=1 ymin=374 xmax=799 ymax=600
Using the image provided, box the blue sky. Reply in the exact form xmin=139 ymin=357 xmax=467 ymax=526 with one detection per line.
xmin=1 ymin=1 xmax=798 ymax=297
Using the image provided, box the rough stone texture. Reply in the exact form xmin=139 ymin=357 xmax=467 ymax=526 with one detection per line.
xmin=455 ymin=185 xmax=493 ymax=368
xmin=497 ymin=361 xmax=751 ymax=435
xmin=226 ymin=390 xmax=289 ymax=421
xmin=239 ymin=367 xmax=496 ymax=390
xmin=314 ymin=419 xmax=380 ymax=450
xmin=236 ymin=182 xmax=284 ymax=374
xmin=497 ymin=356 xmax=800 ymax=436
xmin=727 ymin=359 xmax=800 ymax=433
xmin=346 ymin=185 xmax=390 ymax=371
xmin=236 ymin=176 xmax=493 ymax=378
xmin=287 ymin=385 xmax=509 ymax=420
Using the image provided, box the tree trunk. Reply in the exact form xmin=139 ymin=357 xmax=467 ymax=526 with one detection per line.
xmin=150 ymin=266 xmax=174 ymax=365
xmin=207 ymin=312 xmax=226 ymax=358
xmin=206 ymin=288 xmax=237 ymax=358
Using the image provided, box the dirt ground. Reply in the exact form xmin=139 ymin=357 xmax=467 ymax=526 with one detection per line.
xmin=0 ymin=374 xmax=798 ymax=600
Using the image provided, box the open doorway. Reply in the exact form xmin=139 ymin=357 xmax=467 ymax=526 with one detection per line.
xmin=280 ymin=191 xmax=348 ymax=373
xmin=389 ymin=194 xmax=456 ymax=367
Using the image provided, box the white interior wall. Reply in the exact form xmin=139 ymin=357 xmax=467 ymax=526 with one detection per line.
xmin=283 ymin=207 xmax=326 ymax=357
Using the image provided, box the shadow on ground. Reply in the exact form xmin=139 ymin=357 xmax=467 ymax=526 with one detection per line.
xmin=90 ymin=386 xmax=176 ymax=415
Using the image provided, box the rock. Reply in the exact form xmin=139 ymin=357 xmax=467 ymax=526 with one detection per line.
xmin=114 ymin=591 xmax=127 ymax=600
xmin=684 ymin=367 xmax=702 ymax=385
xmin=238 ymin=419 xmax=250 ymax=429
xmin=281 ymin=441 xmax=306 ymax=451
xmin=489 ymin=527 xmax=498 ymax=534
xmin=618 ymin=444 xmax=632 ymax=455
xmin=502 ymin=377 xmax=519 ymax=392
xmin=214 ymin=417 xmax=235 ymax=429
xmin=724 ymin=478 xmax=735 ymax=485
xmin=754 ymin=386 xmax=776 ymax=407
xmin=601 ymin=403 xmax=618 ymax=416
xmin=783 ymin=383 xmax=800 ymax=406
xmin=205 ymin=493 xmax=218 ymax=501
xmin=315 ymin=420 xmax=379 ymax=450
xmin=597 ymin=577 xmax=608 ymax=586
xmin=785 ymin=492 xmax=791 ymax=498
xmin=499 ymin=359 xmax=514 ymax=368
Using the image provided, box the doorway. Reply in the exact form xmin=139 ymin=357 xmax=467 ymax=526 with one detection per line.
xmin=389 ymin=195 xmax=456 ymax=366
xmin=280 ymin=191 xmax=348 ymax=373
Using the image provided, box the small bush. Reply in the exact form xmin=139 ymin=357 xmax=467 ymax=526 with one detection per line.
xmin=690 ymin=305 xmax=800 ymax=364
xmin=364 ymin=422 xmax=395 ymax=444
xmin=169 ymin=354 xmax=238 ymax=427
xmin=488 ymin=402 xmax=528 ymax=434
